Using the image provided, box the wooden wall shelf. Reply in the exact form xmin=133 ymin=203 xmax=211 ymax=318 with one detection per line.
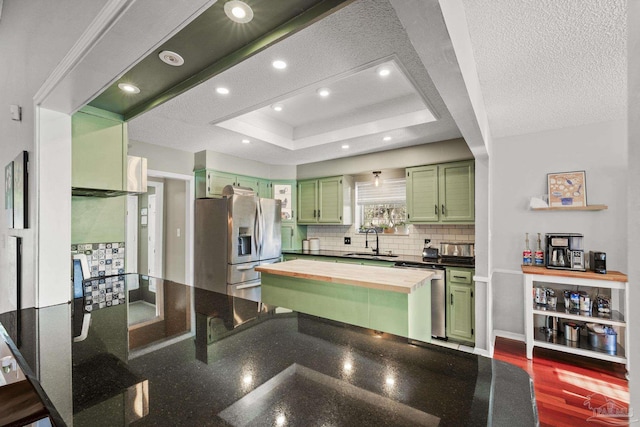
xmin=531 ymin=205 xmax=607 ymax=211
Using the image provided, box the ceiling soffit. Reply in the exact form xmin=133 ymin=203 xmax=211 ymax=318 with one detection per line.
xmin=214 ymin=58 xmax=437 ymax=151
xmin=127 ymin=0 xmax=463 ymax=165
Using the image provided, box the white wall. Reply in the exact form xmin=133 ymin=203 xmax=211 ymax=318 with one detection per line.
xmin=627 ymin=0 xmax=640 ymax=417
xmin=163 ymin=178 xmax=187 ymax=283
xmin=297 ymin=138 xmax=472 ymax=179
xmin=0 ymin=0 xmax=104 ymax=311
xmin=491 ymin=119 xmax=627 ymax=336
xmin=194 ymin=149 xmax=297 ymax=179
xmin=128 ymin=140 xmax=194 ymax=177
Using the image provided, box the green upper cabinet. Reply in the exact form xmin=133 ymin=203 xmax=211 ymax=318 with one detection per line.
xmin=439 ymin=161 xmax=475 ymax=222
xmin=272 ymin=180 xmax=296 ymax=223
xmin=297 ymin=176 xmax=353 ymax=225
xmin=406 ymin=160 xmax=474 ymax=224
xmin=195 ymin=169 xmax=273 ymax=198
xmin=72 ymin=107 xmax=127 ymax=191
xmin=297 ymin=179 xmax=318 ymax=223
xmin=273 ymin=180 xmax=305 ymax=250
xmin=318 ymin=176 xmax=343 ymax=223
xmin=200 ymin=170 xmax=235 ymax=197
xmin=406 ymin=165 xmax=439 ymax=222
xmin=257 ymin=178 xmax=272 ymax=198
xmin=235 ymin=174 xmax=259 ymax=191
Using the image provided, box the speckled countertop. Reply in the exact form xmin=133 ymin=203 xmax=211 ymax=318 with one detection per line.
xmin=0 ymin=275 xmax=536 ymax=426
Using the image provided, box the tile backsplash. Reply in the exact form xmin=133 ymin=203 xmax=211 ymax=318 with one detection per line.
xmin=71 ymin=241 xmax=127 ymax=312
xmin=72 ymin=242 xmax=126 ymax=277
xmin=305 ymin=224 xmax=475 ymax=256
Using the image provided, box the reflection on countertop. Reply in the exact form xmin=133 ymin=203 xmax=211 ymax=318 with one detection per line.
xmin=0 ymin=274 xmax=536 ymax=426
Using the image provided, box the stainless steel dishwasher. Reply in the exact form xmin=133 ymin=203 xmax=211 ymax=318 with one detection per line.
xmin=393 ymin=261 xmax=446 ymax=339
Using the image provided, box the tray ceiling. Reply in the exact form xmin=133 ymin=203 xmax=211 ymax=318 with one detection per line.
xmin=125 ymin=0 xmax=463 ymax=165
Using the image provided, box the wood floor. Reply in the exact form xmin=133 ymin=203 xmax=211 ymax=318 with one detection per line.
xmin=493 ymin=337 xmax=629 ymax=427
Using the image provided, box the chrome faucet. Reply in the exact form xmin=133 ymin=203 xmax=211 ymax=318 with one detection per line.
xmin=365 ymin=227 xmax=379 ymax=255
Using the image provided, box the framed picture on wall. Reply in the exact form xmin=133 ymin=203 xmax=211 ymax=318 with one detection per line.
xmin=5 ymin=161 xmax=13 ymax=228
xmin=547 ymin=170 xmax=587 ymax=208
xmin=12 ymin=151 xmax=28 ymax=229
xmin=6 ymin=236 xmax=22 ymax=346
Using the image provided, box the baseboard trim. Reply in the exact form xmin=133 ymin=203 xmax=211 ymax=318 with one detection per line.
xmin=473 ymin=348 xmax=491 ymax=357
xmin=493 ymin=330 xmax=525 ymax=343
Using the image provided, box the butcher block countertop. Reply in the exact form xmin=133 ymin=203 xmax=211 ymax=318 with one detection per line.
xmin=256 ymin=259 xmax=434 ymax=294
xmin=521 ymin=265 xmax=628 ymax=282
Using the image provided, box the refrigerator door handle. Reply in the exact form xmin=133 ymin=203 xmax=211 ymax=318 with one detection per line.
xmin=254 ymin=202 xmax=262 ymax=257
xmin=236 ymin=263 xmax=259 ymax=271
xmin=235 ymin=282 xmax=261 ymax=290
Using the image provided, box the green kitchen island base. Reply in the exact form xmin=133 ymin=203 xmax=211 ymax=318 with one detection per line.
xmin=258 ymin=261 xmax=433 ymax=342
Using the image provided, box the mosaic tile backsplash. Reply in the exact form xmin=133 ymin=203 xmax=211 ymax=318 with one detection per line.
xmin=72 ymin=242 xmax=126 ymax=277
xmin=82 ymin=276 xmax=126 ymax=312
xmin=72 ymin=242 xmax=126 ymax=312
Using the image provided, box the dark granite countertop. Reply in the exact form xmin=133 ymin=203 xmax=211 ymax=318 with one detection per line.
xmin=0 ymin=274 xmax=535 ymax=426
xmin=283 ymin=249 xmax=477 ymax=269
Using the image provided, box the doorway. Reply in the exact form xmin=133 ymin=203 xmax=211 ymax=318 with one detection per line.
xmin=146 ymin=181 xmax=164 ymax=278
xmin=146 ymin=170 xmax=195 ymax=285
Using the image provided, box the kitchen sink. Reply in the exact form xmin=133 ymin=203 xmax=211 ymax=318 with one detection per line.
xmin=344 ymin=252 xmax=398 ymax=258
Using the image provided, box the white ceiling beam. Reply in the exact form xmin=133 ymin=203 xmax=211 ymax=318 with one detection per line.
xmin=390 ymin=0 xmax=489 ymax=158
xmin=36 ymin=0 xmax=216 ymax=114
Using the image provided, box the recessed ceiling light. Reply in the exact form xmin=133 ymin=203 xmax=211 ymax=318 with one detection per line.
xmin=158 ymin=50 xmax=184 ymax=66
xmin=242 ymin=139 xmax=250 ymax=144
xmin=383 ymin=136 xmax=392 ymax=141
xmin=271 ymin=104 xmax=283 ymax=112
xmin=341 ymin=144 xmax=349 ymax=149
xmin=317 ymin=88 xmax=330 ymax=97
xmin=118 ymin=83 xmax=140 ymax=94
xmin=272 ymin=60 xmax=287 ymax=70
xmin=377 ymin=66 xmax=391 ymax=77
xmin=224 ymin=1 xmax=253 ymax=24
xmin=216 ymin=87 xmax=230 ymax=95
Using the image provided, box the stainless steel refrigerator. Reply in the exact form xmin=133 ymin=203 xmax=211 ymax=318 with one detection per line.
xmin=195 ymin=186 xmax=281 ymax=301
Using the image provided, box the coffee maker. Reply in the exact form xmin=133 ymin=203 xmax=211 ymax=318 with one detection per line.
xmin=545 ymin=233 xmax=585 ymax=271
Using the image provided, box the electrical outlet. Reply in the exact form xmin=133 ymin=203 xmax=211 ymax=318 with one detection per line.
xmin=344 ymin=237 xmax=351 ymax=245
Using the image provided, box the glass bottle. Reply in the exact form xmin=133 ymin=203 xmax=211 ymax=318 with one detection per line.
xmin=534 ymin=233 xmax=544 ymax=265
xmin=523 ymin=233 xmax=533 ymax=265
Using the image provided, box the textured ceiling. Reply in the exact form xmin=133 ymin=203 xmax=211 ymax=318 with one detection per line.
xmin=128 ymin=0 xmax=462 ymax=165
xmin=461 ymin=0 xmax=626 ymax=139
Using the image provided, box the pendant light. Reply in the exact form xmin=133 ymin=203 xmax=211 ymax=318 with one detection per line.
xmin=373 ymin=171 xmax=381 ymax=187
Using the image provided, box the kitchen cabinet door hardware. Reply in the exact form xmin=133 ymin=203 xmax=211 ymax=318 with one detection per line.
xmin=435 ymin=205 xmax=438 ymax=215
xmin=450 ymin=294 xmax=454 ymax=305
xmin=442 ymin=204 xmax=446 ymax=215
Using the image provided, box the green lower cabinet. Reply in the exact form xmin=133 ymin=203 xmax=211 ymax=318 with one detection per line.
xmin=261 ymin=274 xmax=370 ymax=330
xmin=356 ymin=259 xmax=395 ymax=267
xmin=281 ymin=253 xmax=394 ymax=267
xmin=261 ymin=273 xmax=431 ymax=341
xmin=281 ymin=224 xmax=306 ymax=251
xmin=446 ymin=267 xmax=475 ymax=344
xmin=368 ymin=288 xmax=409 ymax=337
